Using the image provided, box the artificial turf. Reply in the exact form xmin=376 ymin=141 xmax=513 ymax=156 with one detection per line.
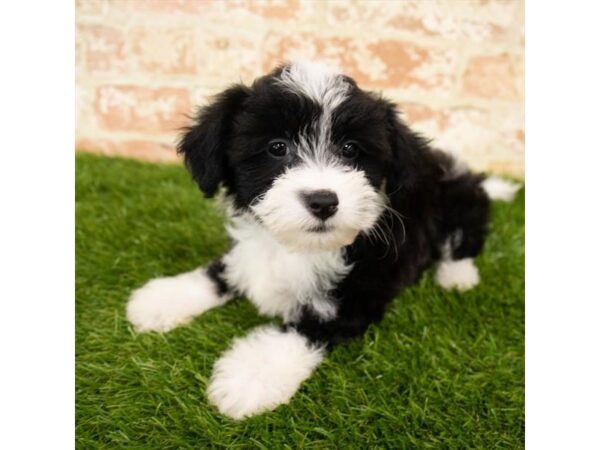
xmin=76 ymin=153 xmax=524 ymax=449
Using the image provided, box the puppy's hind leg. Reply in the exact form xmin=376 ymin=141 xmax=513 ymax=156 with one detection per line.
xmin=435 ymin=237 xmax=481 ymax=292
xmin=434 ymin=172 xmax=491 ymax=292
xmin=126 ymin=259 xmax=233 ymax=332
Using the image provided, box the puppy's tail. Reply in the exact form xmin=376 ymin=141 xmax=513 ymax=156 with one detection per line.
xmin=481 ymin=176 xmax=522 ymax=202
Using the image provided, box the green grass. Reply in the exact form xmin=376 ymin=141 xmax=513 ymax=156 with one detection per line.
xmin=76 ymin=153 xmax=524 ymax=449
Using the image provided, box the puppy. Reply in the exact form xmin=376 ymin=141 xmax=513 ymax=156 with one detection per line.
xmin=126 ymin=61 xmax=520 ymax=420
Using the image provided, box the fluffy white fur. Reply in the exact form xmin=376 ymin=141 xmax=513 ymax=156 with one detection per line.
xmin=251 ymin=163 xmax=384 ymax=252
xmin=435 ymin=258 xmax=480 ymax=292
xmin=126 ymin=268 xmax=229 ymax=332
xmin=482 ymin=176 xmax=521 ymax=202
xmin=207 ymin=325 xmax=325 ymax=420
xmin=224 ymin=215 xmax=350 ymax=322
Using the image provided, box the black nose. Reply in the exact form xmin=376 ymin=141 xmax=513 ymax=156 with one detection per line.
xmin=302 ymin=190 xmax=339 ymax=221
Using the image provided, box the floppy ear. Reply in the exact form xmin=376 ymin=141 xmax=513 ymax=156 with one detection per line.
xmin=177 ymin=85 xmax=250 ymax=197
xmin=384 ymin=102 xmax=431 ymax=194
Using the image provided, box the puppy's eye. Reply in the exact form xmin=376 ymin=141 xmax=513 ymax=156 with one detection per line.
xmin=268 ymin=141 xmax=288 ymax=158
xmin=341 ymin=141 xmax=360 ymax=159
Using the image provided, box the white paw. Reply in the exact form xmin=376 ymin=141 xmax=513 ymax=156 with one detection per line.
xmin=126 ymin=268 xmax=224 ymax=332
xmin=207 ymin=325 xmax=324 ymax=420
xmin=435 ymin=258 xmax=480 ymax=292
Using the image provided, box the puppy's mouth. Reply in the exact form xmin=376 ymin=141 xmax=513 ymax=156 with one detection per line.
xmin=306 ymin=223 xmax=333 ymax=233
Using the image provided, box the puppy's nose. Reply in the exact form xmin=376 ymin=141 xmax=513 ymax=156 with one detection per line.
xmin=302 ymin=190 xmax=339 ymax=220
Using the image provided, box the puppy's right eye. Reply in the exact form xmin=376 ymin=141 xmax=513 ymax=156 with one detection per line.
xmin=268 ymin=141 xmax=288 ymax=158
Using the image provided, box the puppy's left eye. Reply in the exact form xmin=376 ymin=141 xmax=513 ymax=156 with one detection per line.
xmin=268 ymin=141 xmax=288 ymax=158
xmin=341 ymin=141 xmax=360 ymax=160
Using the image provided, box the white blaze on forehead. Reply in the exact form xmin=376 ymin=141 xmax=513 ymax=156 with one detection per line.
xmin=277 ymin=61 xmax=351 ymax=164
xmin=277 ymin=60 xmax=350 ymax=112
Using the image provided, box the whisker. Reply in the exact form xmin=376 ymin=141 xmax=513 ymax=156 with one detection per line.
xmin=362 ymin=205 xmax=405 ymax=261
xmin=375 ymin=203 xmax=407 ymax=260
xmin=380 ymin=202 xmax=407 ymax=246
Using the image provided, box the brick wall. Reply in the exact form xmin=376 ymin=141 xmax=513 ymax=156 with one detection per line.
xmin=76 ymin=0 xmax=524 ymax=176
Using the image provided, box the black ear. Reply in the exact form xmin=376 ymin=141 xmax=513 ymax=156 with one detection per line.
xmin=177 ymin=85 xmax=250 ymax=197
xmin=384 ymin=102 xmax=431 ymax=194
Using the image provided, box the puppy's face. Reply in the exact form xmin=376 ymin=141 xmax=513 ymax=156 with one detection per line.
xmin=179 ymin=62 xmax=413 ymax=252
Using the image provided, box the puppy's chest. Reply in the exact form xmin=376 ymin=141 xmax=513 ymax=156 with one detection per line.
xmin=222 ymin=219 xmax=351 ymax=322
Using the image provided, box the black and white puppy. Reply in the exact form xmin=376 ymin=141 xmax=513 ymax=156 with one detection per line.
xmin=126 ymin=61 xmax=520 ymax=420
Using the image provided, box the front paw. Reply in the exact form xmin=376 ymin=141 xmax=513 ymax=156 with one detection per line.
xmin=126 ymin=269 xmax=223 ymax=332
xmin=207 ymin=326 xmax=324 ymax=420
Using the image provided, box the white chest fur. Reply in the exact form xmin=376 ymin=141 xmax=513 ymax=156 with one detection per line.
xmin=222 ymin=216 xmax=351 ymax=322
